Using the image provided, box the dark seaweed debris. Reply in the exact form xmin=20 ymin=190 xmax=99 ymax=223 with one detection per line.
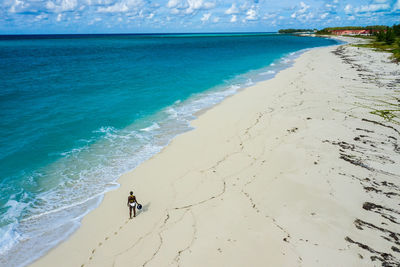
xmin=328 ymin=44 xmax=400 ymax=266
xmin=345 ymin=236 xmax=400 ymax=266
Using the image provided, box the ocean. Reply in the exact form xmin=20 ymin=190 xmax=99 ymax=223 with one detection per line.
xmin=0 ymin=33 xmax=338 ymax=266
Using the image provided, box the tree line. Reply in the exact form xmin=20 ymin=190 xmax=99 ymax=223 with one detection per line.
xmin=278 ymin=29 xmax=316 ymax=33
xmin=316 ymin=25 xmax=387 ymax=34
xmin=376 ymin=25 xmax=400 ymax=45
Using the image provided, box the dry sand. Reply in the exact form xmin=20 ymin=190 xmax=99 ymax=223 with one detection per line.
xmin=31 ymin=37 xmax=400 ymax=267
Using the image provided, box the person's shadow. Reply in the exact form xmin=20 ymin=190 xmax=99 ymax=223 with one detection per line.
xmin=137 ymin=202 xmax=150 ymax=215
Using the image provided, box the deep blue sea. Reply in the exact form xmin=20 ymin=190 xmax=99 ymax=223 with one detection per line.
xmin=0 ymin=33 xmax=337 ymax=266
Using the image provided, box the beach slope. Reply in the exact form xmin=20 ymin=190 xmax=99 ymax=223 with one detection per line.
xmin=32 ymin=38 xmax=400 ymax=267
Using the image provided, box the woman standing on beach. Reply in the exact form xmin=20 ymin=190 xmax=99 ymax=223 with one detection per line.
xmin=127 ymin=191 xmax=137 ymax=219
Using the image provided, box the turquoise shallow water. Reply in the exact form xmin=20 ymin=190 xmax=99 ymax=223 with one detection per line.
xmin=0 ymin=33 xmax=337 ymax=266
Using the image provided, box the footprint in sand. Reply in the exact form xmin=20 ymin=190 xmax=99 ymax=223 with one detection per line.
xmin=84 ymin=220 xmax=133 ymax=266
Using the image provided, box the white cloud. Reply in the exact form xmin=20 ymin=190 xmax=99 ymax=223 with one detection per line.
xmin=46 ymin=0 xmax=78 ymax=13
xmin=263 ymin=13 xmax=276 ymax=20
xmin=4 ymin=0 xmax=399 ymax=33
xmin=97 ymin=2 xmax=128 ymax=13
xmin=9 ymin=0 xmax=28 ymax=13
xmin=200 ymin=12 xmax=211 ymax=21
xmin=299 ymin=1 xmax=310 ymax=14
xmin=245 ymin=6 xmax=257 ymax=20
xmin=291 ymin=1 xmax=310 ymax=19
xmin=167 ymin=0 xmax=181 ymax=8
xmin=304 ymin=12 xmax=313 ymax=20
xmin=239 ymin=2 xmax=251 ymax=11
xmin=87 ymin=16 xmax=101 ymax=24
xmin=325 ymin=2 xmax=338 ymax=12
xmin=96 ymin=0 xmax=146 ymax=13
xmin=35 ymin=13 xmax=47 ymax=21
xmin=354 ymin=3 xmax=390 ymax=13
xmin=202 ymin=1 xmax=215 ymax=9
xmin=186 ymin=0 xmax=215 ymax=14
xmin=394 ymin=0 xmax=400 ymax=10
xmin=320 ymin=12 xmax=328 ymax=19
xmin=170 ymin=8 xmax=179 ymax=14
xmin=86 ymin=0 xmax=114 ymax=5
xmin=344 ymin=4 xmax=352 ymax=14
xmin=167 ymin=0 xmax=215 ymax=15
xmin=225 ymin=3 xmax=238 ymax=14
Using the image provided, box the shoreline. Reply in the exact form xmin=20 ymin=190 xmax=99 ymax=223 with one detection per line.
xmin=192 ymin=46 xmax=320 ymax=118
xmin=31 ymin=37 xmax=400 ymax=266
xmin=1 ymin=35 xmax=337 ymax=267
xmin=26 ymin=42 xmax=333 ymax=267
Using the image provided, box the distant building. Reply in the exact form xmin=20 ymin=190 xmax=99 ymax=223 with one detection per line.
xmin=330 ymin=29 xmax=382 ymax=36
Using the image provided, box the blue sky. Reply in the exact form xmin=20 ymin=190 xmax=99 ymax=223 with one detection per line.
xmin=1 ymin=0 xmax=399 ymax=34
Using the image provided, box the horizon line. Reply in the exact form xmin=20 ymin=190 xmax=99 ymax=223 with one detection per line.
xmin=0 ymin=31 xmax=281 ymax=36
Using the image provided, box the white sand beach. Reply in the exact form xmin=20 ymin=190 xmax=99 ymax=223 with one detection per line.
xmin=31 ymin=37 xmax=400 ymax=267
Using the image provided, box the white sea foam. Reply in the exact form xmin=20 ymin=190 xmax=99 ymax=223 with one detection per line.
xmin=229 ymin=85 xmax=240 ymax=91
xmin=2 ymin=199 xmax=28 ymax=222
xmin=60 ymin=146 xmax=90 ymax=157
xmin=165 ymin=107 xmax=178 ymax=118
xmin=0 ymin=225 xmax=21 ymax=256
xmin=246 ymin=79 xmax=254 ymax=86
xmin=259 ymin=70 xmax=275 ymax=76
xmin=140 ymin=122 xmax=161 ymax=132
xmin=94 ymin=126 xmax=116 ymax=134
xmin=20 ymin=188 xmax=116 ymax=222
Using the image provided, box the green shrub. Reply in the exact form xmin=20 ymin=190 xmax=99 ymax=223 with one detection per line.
xmin=278 ymin=29 xmax=314 ymax=33
xmin=376 ymin=30 xmax=385 ymax=42
xmin=393 ymin=24 xmax=400 ymax=37
xmin=385 ymin=27 xmax=396 ymax=45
